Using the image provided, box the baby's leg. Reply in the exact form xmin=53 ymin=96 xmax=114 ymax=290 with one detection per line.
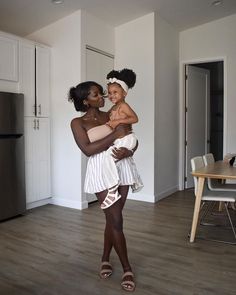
xmin=113 ymin=134 xmax=137 ymax=151
xmin=101 ymin=134 xmax=137 ymax=210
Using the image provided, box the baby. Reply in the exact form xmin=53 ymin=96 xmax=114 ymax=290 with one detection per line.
xmin=100 ymin=68 xmax=143 ymax=209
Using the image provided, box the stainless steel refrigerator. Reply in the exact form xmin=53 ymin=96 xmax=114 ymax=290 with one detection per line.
xmin=0 ymin=92 xmax=26 ymax=221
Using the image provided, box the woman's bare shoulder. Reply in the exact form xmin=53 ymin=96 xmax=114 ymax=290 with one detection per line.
xmin=71 ymin=117 xmax=84 ymax=129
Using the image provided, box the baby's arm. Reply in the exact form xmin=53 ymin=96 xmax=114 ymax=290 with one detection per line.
xmin=107 ymin=102 xmax=138 ymax=129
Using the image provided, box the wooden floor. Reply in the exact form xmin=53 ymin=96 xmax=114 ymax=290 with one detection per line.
xmin=0 ymin=190 xmax=235 ymax=295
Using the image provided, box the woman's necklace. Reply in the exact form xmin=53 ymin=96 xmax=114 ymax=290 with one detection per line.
xmin=83 ymin=116 xmax=98 ymax=121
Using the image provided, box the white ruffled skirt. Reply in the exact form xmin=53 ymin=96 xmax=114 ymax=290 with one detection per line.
xmin=84 ymin=151 xmax=143 ymax=194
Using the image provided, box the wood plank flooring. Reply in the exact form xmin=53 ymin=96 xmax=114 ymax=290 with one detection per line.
xmin=0 ymin=190 xmax=235 ymax=295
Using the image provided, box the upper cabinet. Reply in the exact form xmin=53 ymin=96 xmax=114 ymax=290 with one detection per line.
xmin=35 ymin=46 xmax=50 ymax=118
xmin=0 ymin=35 xmax=18 ymax=81
xmin=19 ymin=41 xmax=35 ymax=116
xmin=19 ymin=41 xmax=50 ymax=117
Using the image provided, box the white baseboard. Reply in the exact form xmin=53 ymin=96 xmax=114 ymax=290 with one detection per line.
xmin=50 ymin=197 xmax=88 ymax=210
xmin=127 ymin=186 xmax=179 ymax=203
xmin=26 ymin=198 xmax=52 ymax=210
xmin=127 ymin=193 xmax=155 ymax=203
xmin=155 ymin=185 xmax=179 ymax=202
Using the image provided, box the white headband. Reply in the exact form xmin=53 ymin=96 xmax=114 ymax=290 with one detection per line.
xmin=107 ymin=78 xmax=129 ymax=93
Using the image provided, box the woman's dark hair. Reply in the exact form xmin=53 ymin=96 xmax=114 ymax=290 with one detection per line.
xmin=107 ymin=68 xmax=136 ymax=88
xmin=68 ymin=81 xmax=104 ymax=112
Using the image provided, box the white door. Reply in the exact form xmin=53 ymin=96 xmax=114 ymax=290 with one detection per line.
xmin=24 ymin=117 xmax=37 ymax=203
xmin=185 ymin=65 xmax=210 ymax=188
xmin=24 ymin=117 xmax=51 ymax=204
xmin=36 ymin=118 xmax=51 ymax=201
xmin=85 ymin=48 xmax=114 ymax=203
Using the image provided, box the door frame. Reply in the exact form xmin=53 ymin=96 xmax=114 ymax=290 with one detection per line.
xmin=179 ymin=56 xmax=227 ymax=190
xmin=185 ymin=65 xmax=210 ymax=189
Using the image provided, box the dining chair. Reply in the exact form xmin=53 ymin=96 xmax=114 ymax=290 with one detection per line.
xmin=203 ymin=153 xmax=236 ymax=191
xmin=191 ymin=156 xmax=236 ymax=244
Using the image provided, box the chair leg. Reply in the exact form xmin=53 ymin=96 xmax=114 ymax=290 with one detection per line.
xmin=218 ymin=201 xmax=224 ymax=212
xmin=224 ymin=202 xmax=236 ymax=239
xmin=200 ymin=202 xmax=218 ymax=226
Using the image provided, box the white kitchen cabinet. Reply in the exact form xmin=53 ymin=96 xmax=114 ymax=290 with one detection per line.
xmin=19 ymin=41 xmax=35 ymax=116
xmin=24 ymin=117 xmax=51 ymax=206
xmin=0 ymin=35 xmax=18 ymax=81
xmin=35 ymin=45 xmax=50 ymax=117
xmin=19 ymin=41 xmax=50 ymax=117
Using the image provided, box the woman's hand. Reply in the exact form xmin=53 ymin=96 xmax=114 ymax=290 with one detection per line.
xmin=112 ymin=140 xmax=138 ymax=161
xmin=112 ymin=147 xmax=133 ymax=161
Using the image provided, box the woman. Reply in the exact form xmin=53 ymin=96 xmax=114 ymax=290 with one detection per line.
xmin=68 ymin=81 xmax=139 ymax=292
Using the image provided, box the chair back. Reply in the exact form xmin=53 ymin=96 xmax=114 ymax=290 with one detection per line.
xmin=203 ymin=153 xmax=215 ymax=166
xmin=191 ymin=156 xmax=205 ymax=196
xmin=203 ymin=153 xmax=218 ymax=189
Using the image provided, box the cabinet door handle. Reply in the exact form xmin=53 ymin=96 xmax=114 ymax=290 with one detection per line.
xmin=38 ymin=104 xmax=42 ymax=115
xmin=37 ymin=119 xmax=39 ymax=130
xmin=33 ymin=119 xmax=36 ymax=130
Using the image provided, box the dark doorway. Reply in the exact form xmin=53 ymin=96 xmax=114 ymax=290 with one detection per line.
xmin=193 ymin=61 xmax=223 ymax=160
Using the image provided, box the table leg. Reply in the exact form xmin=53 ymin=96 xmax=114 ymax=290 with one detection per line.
xmin=190 ymin=176 xmax=205 ymax=243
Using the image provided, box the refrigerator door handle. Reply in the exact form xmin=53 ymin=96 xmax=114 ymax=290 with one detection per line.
xmin=33 ymin=119 xmax=36 ymax=130
xmin=37 ymin=119 xmax=39 ymax=130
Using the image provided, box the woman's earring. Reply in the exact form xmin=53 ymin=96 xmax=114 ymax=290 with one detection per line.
xmin=83 ymin=100 xmax=88 ymax=106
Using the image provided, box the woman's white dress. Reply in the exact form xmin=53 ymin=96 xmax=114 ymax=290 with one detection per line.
xmin=84 ymin=125 xmax=143 ymax=194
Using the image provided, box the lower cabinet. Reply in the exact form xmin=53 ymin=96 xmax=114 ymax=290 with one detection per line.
xmin=24 ymin=117 xmax=51 ymax=207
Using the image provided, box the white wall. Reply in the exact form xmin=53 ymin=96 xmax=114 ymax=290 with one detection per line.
xmin=179 ymin=14 xmax=236 ymax=185
xmin=115 ymin=13 xmax=155 ymax=202
xmin=27 ymin=11 xmax=86 ymax=209
xmin=85 ymin=12 xmax=114 ymax=54
xmin=27 ymin=10 xmax=180 ymax=208
xmin=154 ymin=13 xmax=179 ymax=201
xmin=27 ymin=10 xmax=115 ymax=210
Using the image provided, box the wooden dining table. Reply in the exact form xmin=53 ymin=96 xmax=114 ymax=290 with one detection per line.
xmin=190 ymin=160 xmax=236 ymax=242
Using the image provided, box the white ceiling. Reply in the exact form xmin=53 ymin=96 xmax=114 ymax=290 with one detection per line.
xmin=1 ymin=0 xmax=236 ymax=37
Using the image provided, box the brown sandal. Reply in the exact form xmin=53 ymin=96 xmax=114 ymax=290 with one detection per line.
xmin=99 ymin=261 xmax=113 ymax=279
xmin=121 ymin=271 xmax=135 ymax=292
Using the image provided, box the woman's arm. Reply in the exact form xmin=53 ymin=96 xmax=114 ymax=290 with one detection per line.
xmin=71 ymin=118 xmax=131 ymax=157
xmin=107 ymin=102 xmax=138 ymax=129
xmin=112 ymin=140 xmax=139 ymax=161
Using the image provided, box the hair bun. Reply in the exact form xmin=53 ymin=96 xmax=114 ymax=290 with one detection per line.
xmin=106 ymin=70 xmax=119 ymax=80
xmin=68 ymin=86 xmax=76 ymax=102
xmin=107 ymin=68 xmax=136 ymax=89
xmin=119 ymin=68 xmax=136 ymax=88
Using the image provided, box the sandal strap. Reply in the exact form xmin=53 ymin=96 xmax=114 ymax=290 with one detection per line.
xmin=121 ymin=280 xmax=135 ymax=287
xmin=101 ymin=261 xmax=112 ymax=267
xmin=101 ymin=189 xmax=121 ymax=209
xmin=122 ymin=271 xmax=134 ymax=279
xmin=108 ymin=182 xmax=120 ymax=192
xmin=100 ymin=269 xmax=112 ymax=275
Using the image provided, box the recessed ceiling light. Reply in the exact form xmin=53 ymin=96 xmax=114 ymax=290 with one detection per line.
xmin=211 ymin=0 xmax=223 ymax=6
xmin=51 ymin=0 xmax=64 ymax=4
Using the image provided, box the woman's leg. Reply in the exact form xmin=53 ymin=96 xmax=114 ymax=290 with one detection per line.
xmin=96 ymin=190 xmax=113 ymax=278
xmin=97 ymin=186 xmax=135 ymax=290
xmin=96 ymin=185 xmax=131 ymax=270
xmin=96 ymin=190 xmax=113 ymax=262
